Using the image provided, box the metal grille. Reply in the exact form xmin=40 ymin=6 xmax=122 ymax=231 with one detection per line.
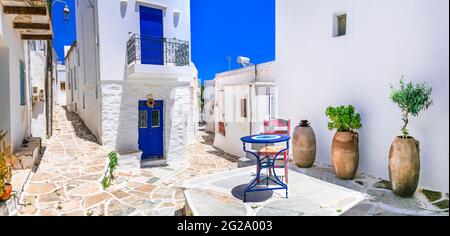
xmin=127 ymin=33 xmax=190 ymax=67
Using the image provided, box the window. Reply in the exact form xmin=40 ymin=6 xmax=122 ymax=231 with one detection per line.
xmin=139 ymin=110 xmax=148 ymax=128
xmin=33 ymin=87 xmax=38 ymax=94
xmin=333 ymin=13 xmax=347 ymax=37
xmin=20 ymin=61 xmax=26 ymax=105
xmin=240 ymin=98 xmax=248 ymax=118
xmin=82 ymin=92 xmax=85 ymax=109
xmin=60 ymin=82 xmax=66 ymax=91
xmin=151 ymin=110 xmax=160 ymax=128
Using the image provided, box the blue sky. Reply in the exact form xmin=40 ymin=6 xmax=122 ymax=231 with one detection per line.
xmin=51 ymin=0 xmax=275 ymax=81
xmin=52 ymin=0 xmax=76 ymax=62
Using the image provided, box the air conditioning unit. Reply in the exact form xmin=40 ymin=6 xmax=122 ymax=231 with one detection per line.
xmin=39 ymin=90 xmax=45 ymax=101
xmin=32 ymin=87 xmax=39 ymax=95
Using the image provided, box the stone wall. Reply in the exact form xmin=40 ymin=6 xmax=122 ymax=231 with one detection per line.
xmin=101 ymin=80 xmax=196 ymax=162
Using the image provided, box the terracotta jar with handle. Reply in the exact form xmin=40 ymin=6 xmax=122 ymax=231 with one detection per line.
xmin=331 ymin=131 xmax=359 ymax=180
xmin=293 ymin=120 xmax=316 ymax=168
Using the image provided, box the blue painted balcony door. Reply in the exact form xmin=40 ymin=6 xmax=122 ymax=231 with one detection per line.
xmin=138 ymin=101 xmax=164 ymax=160
xmin=140 ymin=6 xmax=164 ymax=65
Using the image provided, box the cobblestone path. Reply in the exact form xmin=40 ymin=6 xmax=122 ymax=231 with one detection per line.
xmin=17 ymin=106 xmax=238 ymax=216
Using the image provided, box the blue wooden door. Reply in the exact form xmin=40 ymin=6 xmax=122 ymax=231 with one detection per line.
xmin=140 ymin=6 xmax=164 ymax=65
xmin=138 ymin=100 xmax=164 ymax=159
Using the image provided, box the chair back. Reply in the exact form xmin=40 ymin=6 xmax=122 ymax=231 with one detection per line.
xmin=263 ymin=119 xmax=291 ymax=135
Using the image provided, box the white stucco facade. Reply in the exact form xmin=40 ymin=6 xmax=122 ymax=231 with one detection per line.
xmin=276 ymin=0 xmax=449 ymax=192
xmin=0 ymin=6 xmax=30 ymax=154
xmin=70 ymin=0 xmax=199 ymax=164
xmin=213 ymin=62 xmax=277 ymax=157
xmin=56 ymin=63 xmax=66 ymax=106
xmin=203 ymin=79 xmax=215 ymax=133
xmin=27 ymin=41 xmax=47 ymax=139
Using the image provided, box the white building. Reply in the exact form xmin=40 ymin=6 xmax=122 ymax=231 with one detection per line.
xmin=27 ymin=40 xmax=48 ymax=139
xmin=1 ymin=1 xmax=52 ymax=154
xmin=276 ymin=0 xmax=449 ymax=192
xmin=68 ymin=0 xmax=199 ymax=166
xmin=55 ymin=63 xmax=66 ymax=106
xmin=65 ymin=42 xmax=79 ymax=113
xmin=203 ymin=79 xmax=215 ymax=133
xmin=213 ymin=62 xmax=277 ymax=157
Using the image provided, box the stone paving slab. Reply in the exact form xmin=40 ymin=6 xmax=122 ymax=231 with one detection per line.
xmin=13 ymin=106 xmax=238 ymax=216
xmin=183 ymin=166 xmax=367 ymax=216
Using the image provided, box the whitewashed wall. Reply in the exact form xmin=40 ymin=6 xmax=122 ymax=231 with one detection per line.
xmin=73 ymin=0 xmax=197 ymax=161
xmin=56 ymin=64 xmax=66 ymax=106
xmin=276 ymin=0 xmax=449 ymax=192
xmin=213 ymin=62 xmax=276 ymax=157
xmin=28 ymin=43 xmax=47 ymax=139
xmin=203 ymin=80 xmax=215 ymax=133
xmin=0 ymin=7 xmax=29 ymax=153
xmin=75 ymin=0 xmax=101 ymax=140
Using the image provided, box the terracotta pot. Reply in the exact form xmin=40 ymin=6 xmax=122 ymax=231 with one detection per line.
xmin=0 ymin=184 xmax=12 ymax=201
xmin=292 ymin=125 xmax=316 ymax=168
xmin=389 ymin=137 xmax=420 ymax=197
xmin=331 ymin=132 xmax=359 ymax=180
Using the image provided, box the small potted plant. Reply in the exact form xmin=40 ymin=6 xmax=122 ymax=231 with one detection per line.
xmin=0 ymin=129 xmax=12 ymax=201
xmin=326 ymin=105 xmax=362 ymax=180
xmin=389 ymin=78 xmax=433 ymax=197
xmin=292 ymin=120 xmax=316 ymax=168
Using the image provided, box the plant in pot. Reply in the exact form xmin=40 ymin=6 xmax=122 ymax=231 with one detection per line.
xmin=326 ymin=105 xmax=362 ymax=180
xmin=293 ymin=120 xmax=316 ymax=168
xmin=389 ymin=79 xmax=433 ymax=197
xmin=0 ymin=129 xmax=12 ymax=201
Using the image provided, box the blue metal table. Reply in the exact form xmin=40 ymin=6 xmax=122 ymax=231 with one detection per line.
xmin=240 ymin=134 xmax=290 ymax=202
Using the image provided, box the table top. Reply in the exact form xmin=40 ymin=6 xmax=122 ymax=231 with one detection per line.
xmin=241 ymin=134 xmax=290 ymax=144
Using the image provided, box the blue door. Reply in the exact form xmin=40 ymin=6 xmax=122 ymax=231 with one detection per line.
xmin=140 ymin=6 xmax=164 ymax=65
xmin=138 ymin=100 xmax=164 ymax=160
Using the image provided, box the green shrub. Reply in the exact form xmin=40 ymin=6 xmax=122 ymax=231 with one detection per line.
xmin=326 ymin=105 xmax=362 ymax=132
xmin=102 ymin=151 xmax=119 ymax=190
xmin=390 ymin=78 xmax=433 ymax=138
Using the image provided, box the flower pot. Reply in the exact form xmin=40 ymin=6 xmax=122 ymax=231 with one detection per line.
xmin=331 ymin=132 xmax=359 ymax=180
xmin=0 ymin=184 xmax=12 ymax=201
xmin=292 ymin=124 xmax=316 ymax=168
xmin=389 ymin=137 xmax=420 ymax=197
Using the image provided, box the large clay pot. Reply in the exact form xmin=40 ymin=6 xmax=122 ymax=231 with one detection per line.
xmin=331 ymin=132 xmax=359 ymax=180
xmin=292 ymin=123 xmax=316 ymax=168
xmin=389 ymin=137 xmax=420 ymax=197
xmin=0 ymin=184 xmax=12 ymax=201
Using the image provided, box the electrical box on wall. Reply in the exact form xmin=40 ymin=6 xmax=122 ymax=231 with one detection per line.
xmin=32 ymin=95 xmax=39 ymax=105
xmin=39 ymin=90 xmax=45 ymax=101
xmin=33 ymin=87 xmax=39 ymax=95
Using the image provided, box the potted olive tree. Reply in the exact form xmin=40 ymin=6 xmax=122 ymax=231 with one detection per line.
xmin=389 ymin=79 xmax=433 ymax=197
xmin=0 ymin=129 xmax=12 ymax=201
xmin=326 ymin=105 xmax=362 ymax=180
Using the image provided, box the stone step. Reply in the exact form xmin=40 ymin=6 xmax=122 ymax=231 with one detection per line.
xmin=238 ymin=157 xmax=256 ymax=168
xmin=11 ymin=137 xmax=42 ymax=170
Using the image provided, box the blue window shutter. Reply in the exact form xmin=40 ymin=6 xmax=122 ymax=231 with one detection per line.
xmin=20 ymin=61 xmax=26 ymax=106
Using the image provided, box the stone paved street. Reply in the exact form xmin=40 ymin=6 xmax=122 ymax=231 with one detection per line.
xmin=16 ymin=106 xmax=238 ymax=216
xmin=13 ymin=106 xmax=448 ymax=216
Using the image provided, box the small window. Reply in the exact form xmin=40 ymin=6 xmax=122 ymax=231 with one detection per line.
xmin=240 ymin=98 xmax=248 ymax=118
xmin=20 ymin=61 xmax=26 ymax=105
xmin=33 ymin=87 xmax=38 ymax=94
xmin=60 ymin=82 xmax=66 ymax=91
xmin=333 ymin=13 xmax=347 ymax=37
xmin=139 ymin=110 xmax=148 ymax=128
xmin=151 ymin=110 xmax=160 ymax=128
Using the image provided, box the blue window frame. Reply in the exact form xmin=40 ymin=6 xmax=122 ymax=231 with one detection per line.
xmin=20 ymin=61 xmax=26 ymax=106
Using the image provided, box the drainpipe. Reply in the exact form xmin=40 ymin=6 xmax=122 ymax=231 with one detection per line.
xmin=249 ymin=64 xmax=259 ymax=135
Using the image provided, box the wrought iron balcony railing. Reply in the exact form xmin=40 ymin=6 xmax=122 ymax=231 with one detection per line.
xmin=127 ymin=34 xmax=190 ymax=67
